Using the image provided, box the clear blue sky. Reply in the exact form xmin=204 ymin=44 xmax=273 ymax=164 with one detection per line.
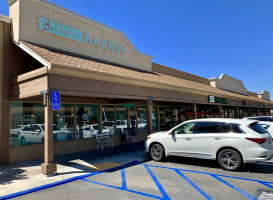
xmin=1 ymin=0 xmax=273 ymax=99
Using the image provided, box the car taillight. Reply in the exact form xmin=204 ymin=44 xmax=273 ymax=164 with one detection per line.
xmin=246 ymin=138 xmax=267 ymax=144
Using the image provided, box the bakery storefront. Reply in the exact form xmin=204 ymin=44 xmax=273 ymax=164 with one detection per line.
xmin=0 ymin=0 xmax=273 ymax=174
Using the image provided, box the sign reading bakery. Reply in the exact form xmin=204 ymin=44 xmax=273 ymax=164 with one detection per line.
xmin=39 ymin=17 xmax=126 ymax=55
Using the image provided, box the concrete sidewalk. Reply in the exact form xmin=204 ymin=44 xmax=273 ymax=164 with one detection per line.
xmin=0 ymin=142 xmax=148 ymax=197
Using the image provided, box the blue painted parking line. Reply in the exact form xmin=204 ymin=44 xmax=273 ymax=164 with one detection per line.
xmin=121 ymin=169 xmax=127 ymax=190
xmin=210 ymin=174 xmax=256 ymax=200
xmin=2 ymin=161 xmax=273 ymax=200
xmin=175 ymin=170 xmax=213 ymax=200
xmin=144 ymin=165 xmax=171 ymax=200
xmin=81 ymin=178 xmax=165 ymax=200
xmin=0 ymin=161 xmax=139 ymax=200
xmin=141 ymin=163 xmax=273 ymax=186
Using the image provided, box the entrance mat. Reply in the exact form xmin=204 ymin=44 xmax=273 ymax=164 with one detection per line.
xmin=86 ymin=161 xmax=122 ymax=171
xmin=0 ymin=161 xmax=139 ymax=200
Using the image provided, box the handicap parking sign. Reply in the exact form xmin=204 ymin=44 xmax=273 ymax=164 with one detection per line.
xmin=51 ymin=90 xmax=61 ymax=110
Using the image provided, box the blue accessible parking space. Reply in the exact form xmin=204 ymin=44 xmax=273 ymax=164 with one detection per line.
xmin=3 ymin=161 xmax=273 ymax=200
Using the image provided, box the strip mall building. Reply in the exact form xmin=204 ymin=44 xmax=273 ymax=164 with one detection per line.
xmin=0 ymin=0 xmax=272 ymax=174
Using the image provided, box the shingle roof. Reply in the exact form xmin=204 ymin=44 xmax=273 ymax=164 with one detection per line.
xmin=21 ymin=41 xmax=273 ymax=105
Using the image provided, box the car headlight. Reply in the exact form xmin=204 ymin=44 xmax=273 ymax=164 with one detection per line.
xmin=147 ymin=136 xmax=151 ymax=140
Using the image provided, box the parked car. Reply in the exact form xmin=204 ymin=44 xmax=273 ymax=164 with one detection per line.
xmin=259 ymin=122 xmax=273 ymax=137
xmin=244 ymin=116 xmax=273 ymax=138
xmin=10 ymin=125 xmax=25 ymax=138
xmin=145 ymin=118 xmax=273 ymax=171
xmin=18 ymin=124 xmax=72 ymax=145
xmin=244 ymin=116 xmax=273 ymax=122
xmin=82 ymin=124 xmax=110 ymax=138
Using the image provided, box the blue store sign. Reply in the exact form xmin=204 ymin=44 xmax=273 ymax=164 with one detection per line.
xmin=51 ymin=90 xmax=61 ymax=110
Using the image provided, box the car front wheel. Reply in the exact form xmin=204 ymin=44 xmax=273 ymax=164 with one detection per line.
xmin=218 ymin=149 xmax=242 ymax=171
xmin=150 ymin=143 xmax=165 ymax=162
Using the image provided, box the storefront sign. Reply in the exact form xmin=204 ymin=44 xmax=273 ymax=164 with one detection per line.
xmin=122 ymin=103 xmax=135 ymax=108
xmin=39 ymin=17 xmax=83 ymax=42
xmin=51 ymin=90 xmax=61 ymax=110
xmin=23 ymin=115 xmax=35 ymax=124
xmin=208 ymin=96 xmax=228 ymax=104
xmin=39 ymin=17 xmax=126 ymax=55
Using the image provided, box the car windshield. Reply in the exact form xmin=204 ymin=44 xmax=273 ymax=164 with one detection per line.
xmin=249 ymin=122 xmax=268 ymax=134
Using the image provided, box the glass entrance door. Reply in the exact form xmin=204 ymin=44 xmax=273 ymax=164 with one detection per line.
xmin=159 ymin=111 xmax=165 ymax=131
xmin=129 ymin=111 xmax=137 ymax=136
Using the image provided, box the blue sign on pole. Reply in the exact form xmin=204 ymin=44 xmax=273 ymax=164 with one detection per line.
xmin=51 ymin=91 xmax=61 ymax=110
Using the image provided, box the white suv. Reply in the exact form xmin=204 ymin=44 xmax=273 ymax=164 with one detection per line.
xmin=145 ymin=118 xmax=273 ymax=171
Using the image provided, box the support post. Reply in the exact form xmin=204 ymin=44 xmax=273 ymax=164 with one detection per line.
xmin=99 ymin=104 xmax=102 ymax=134
xmin=235 ymin=107 xmax=239 ymax=118
xmin=218 ymin=105 xmax=223 ymax=118
xmin=193 ymin=101 xmax=197 ymax=119
xmin=41 ymin=91 xmax=56 ymax=175
xmin=147 ymin=97 xmax=154 ymax=134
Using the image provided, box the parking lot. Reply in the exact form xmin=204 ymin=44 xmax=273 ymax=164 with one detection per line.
xmin=3 ymin=156 xmax=273 ymax=200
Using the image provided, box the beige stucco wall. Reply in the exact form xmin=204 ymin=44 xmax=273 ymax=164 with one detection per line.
xmin=209 ymin=74 xmax=247 ymax=95
xmin=258 ymin=90 xmax=270 ymax=101
xmin=9 ymin=0 xmax=152 ymax=72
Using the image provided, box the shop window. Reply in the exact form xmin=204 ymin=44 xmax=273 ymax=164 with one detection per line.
xmin=165 ymin=107 xmax=173 ymax=130
xmin=152 ymin=106 xmax=158 ymax=131
xmin=102 ymin=105 xmax=115 ymax=135
xmin=53 ymin=104 xmax=74 ymax=142
xmin=116 ymin=106 xmax=128 ymax=135
xmin=76 ymin=105 xmax=99 ymax=139
xmin=10 ymin=102 xmax=44 ymax=147
xmin=138 ymin=106 xmax=147 ymax=132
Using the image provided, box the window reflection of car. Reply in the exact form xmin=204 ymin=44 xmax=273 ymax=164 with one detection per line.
xmin=82 ymin=124 xmax=110 ymax=138
xmin=18 ymin=124 xmax=71 ymax=145
xmin=116 ymin=120 xmax=128 ymax=134
xmin=138 ymin=120 xmax=147 ymax=131
xmin=102 ymin=121 xmax=115 ymax=134
xmin=10 ymin=125 xmax=25 ymax=138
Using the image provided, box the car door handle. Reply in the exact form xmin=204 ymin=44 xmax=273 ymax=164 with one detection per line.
xmin=214 ymin=137 xmax=222 ymax=140
xmin=185 ymin=137 xmax=192 ymax=141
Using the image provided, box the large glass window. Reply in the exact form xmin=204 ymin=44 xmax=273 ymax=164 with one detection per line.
xmin=76 ymin=104 xmax=99 ymax=139
xmin=10 ymin=102 xmax=44 ymax=147
xmin=152 ymin=106 xmax=158 ymax=131
xmin=116 ymin=106 xmax=128 ymax=135
xmin=138 ymin=106 xmax=147 ymax=132
xmin=53 ymin=104 xmax=74 ymax=142
xmin=102 ymin=105 xmax=115 ymax=135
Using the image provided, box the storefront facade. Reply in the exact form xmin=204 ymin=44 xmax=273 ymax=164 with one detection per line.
xmin=1 ymin=0 xmax=273 ymax=174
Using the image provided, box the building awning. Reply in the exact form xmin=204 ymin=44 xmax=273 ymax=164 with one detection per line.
xmin=14 ymin=41 xmax=273 ymax=106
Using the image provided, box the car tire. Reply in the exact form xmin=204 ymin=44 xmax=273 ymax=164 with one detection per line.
xmin=41 ymin=137 xmax=44 ymax=144
xmin=218 ymin=149 xmax=243 ymax=171
xmin=150 ymin=143 xmax=165 ymax=162
xmin=20 ymin=137 xmax=27 ymax=146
